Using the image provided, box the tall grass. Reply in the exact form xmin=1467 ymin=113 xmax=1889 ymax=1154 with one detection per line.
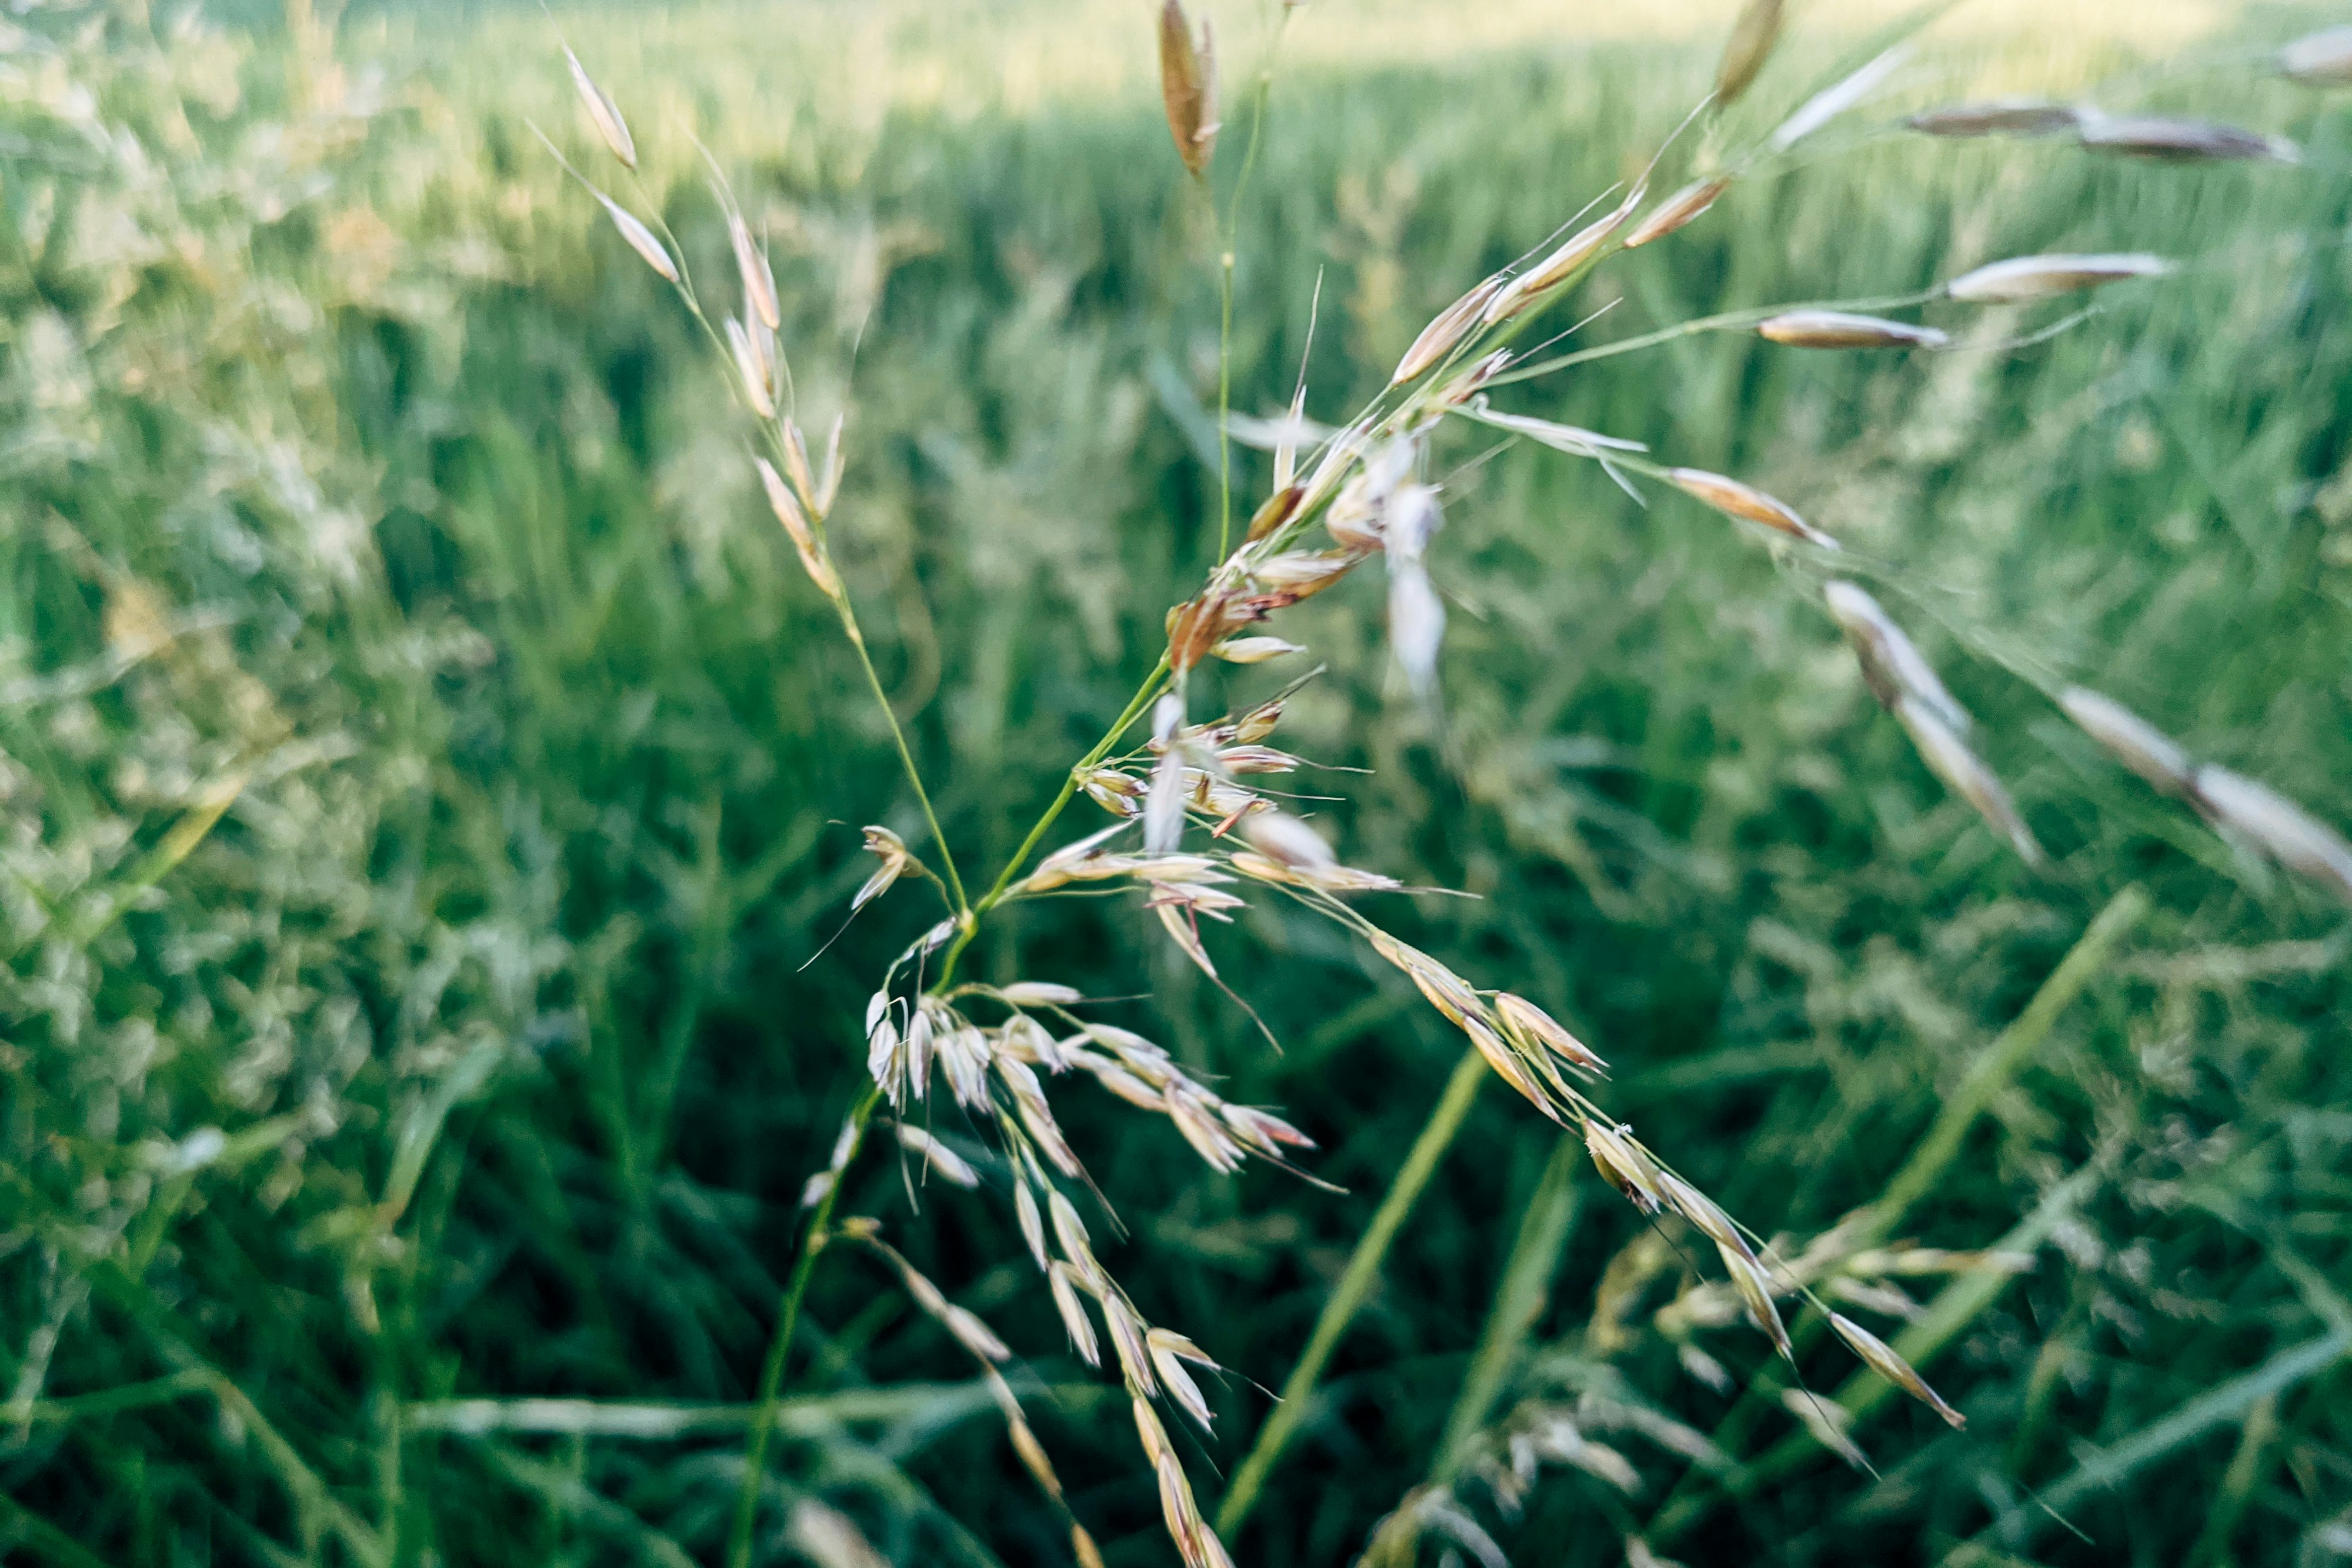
xmin=3 ymin=2 xmax=2350 ymax=1566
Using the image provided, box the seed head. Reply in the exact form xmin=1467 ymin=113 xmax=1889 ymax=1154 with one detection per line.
xmin=1893 ymin=695 xmax=2045 ymax=867
xmin=1483 ymin=184 xmax=1645 ymax=325
xmin=1212 ymin=635 xmax=1303 ymax=664
xmin=1494 ymin=993 xmax=1607 ymax=1073
xmin=896 ymin=1125 xmax=979 ymax=1189
xmin=725 ymin=315 xmax=776 ymax=419
xmin=853 ymin=825 xmax=912 ymax=911
xmin=1828 ymin=1312 xmax=1966 ymax=1428
xmin=1157 ymin=0 xmax=1220 ymax=176
xmin=1014 ymin=1180 xmax=1049 ymax=1269
xmin=1585 ymin=1121 xmax=1664 ymax=1213
xmin=2283 ymin=26 xmax=2352 ymax=87
xmin=757 ymin=456 xmax=840 ymax=598
xmin=594 ymin=192 xmax=676 ymax=283
xmin=2057 ymin=686 xmax=2194 ymax=797
xmin=2189 ymin=765 xmax=2352 ymax=905
xmin=1822 ymin=581 xmax=1969 ymax=735
xmin=1714 ymin=0 xmax=1784 ymax=106
xmin=1245 ymin=483 xmax=1305 ymax=544
xmin=2077 ymin=115 xmax=2297 ymax=165
xmin=1906 ymin=99 xmax=2084 ymax=138
xmin=1756 ymin=311 xmax=1948 ymax=350
xmin=1048 ymin=1263 xmax=1102 ymax=1367
xmin=1944 ymin=252 xmax=2171 ymax=303
xmin=1668 ymin=468 xmax=1839 ymax=551
xmin=728 ymin=208 xmax=781 ymax=330
xmin=1393 ymin=276 xmax=1507 ymax=386
xmin=1623 ymin=176 xmax=1731 ymax=248
xmin=562 ymin=45 xmax=637 ymax=169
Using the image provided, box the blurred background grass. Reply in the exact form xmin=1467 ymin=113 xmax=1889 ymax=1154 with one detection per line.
xmin=3 ymin=1 xmax=2350 ymax=1564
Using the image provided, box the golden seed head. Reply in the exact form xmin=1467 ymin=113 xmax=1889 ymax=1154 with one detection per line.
xmin=1713 ymin=0 xmax=1785 ymax=106
xmin=1392 ymin=275 xmax=1506 ymax=386
xmin=1756 ymin=310 xmax=1949 ymax=351
xmin=1667 ymin=468 xmax=1838 ymax=551
xmin=1623 ymin=176 xmax=1731 ymax=249
xmin=1828 ymin=1312 xmax=1966 ymax=1428
xmin=1157 ymin=0 xmax=1220 ymax=176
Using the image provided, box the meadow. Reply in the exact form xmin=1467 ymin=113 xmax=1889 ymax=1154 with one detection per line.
xmin=4 ymin=1 xmax=2351 ymax=1564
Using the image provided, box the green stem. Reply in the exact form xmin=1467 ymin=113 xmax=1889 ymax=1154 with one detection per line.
xmin=1430 ymin=1133 xmax=1583 ymax=1483
xmin=1485 ymin=289 xmax=1937 ymax=388
xmin=1215 ymin=1045 xmax=1490 ymax=1537
xmin=839 ymin=612 xmax=968 ymax=913
xmin=726 ymin=1082 xmax=883 ymax=1568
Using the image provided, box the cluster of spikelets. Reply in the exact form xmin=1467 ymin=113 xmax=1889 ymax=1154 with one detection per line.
xmin=542 ymin=3 xmax=2352 ymax=1563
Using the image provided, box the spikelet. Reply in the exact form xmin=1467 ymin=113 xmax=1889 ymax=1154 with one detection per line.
xmin=1494 ymin=993 xmax=1607 ymax=1073
xmin=2077 ymin=115 xmax=2297 ymax=165
xmin=758 ymin=457 xmax=841 ymax=599
xmin=1157 ymin=0 xmax=1220 ymax=176
xmin=2282 ymin=26 xmax=2352 ymax=87
xmin=1072 ymin=1524 xmax=1107 ymax=1568
xmin=1821 ymin=582 xmax=1969 ymax=735
xmin=563 ymin=45 xmax=636 ymax=169
xmin=725 ymin=316 xmax=776 ymax=419
xmin=1048 ymin=1263 xmax=1102 ymax=1367
xmin=2057 ymin=687 xmax=2194 ymax=796
xmin=1714 ymin=0 xmax=1784 ymax=106
xmin=1944 ymin=252 xmax=2171 ymax=303
xmin=1585 ymin=1122 xmax=1664 ymax=1214
xmin=1907 ymin=99 xmax=2084 ymax=138
xmin=853 ymin=825 xmax=912 ymax=911
xmin=1147 ymin=1327 xmax=1216 ymax=1430
xmin=816 ymin=414 xmax=846 ymax=518
xmin=1469 ymin=404 xmax=1647 ymax=458
xmin=1104 ymin=1293 xmax=1158 ymax=1396
xmin=1483 ymin=184 xmax=1645 ymax=324
xmin=1667 ymin=468 xmax=1839 ymax=550
xmin=1623 ymin=176 xmax=1730 ymax=248
xmin=2188 ymin=766 xmax=2352 ymax=905
xmin=1212 ymin=635 xmax=1303 ymax=664
xmin=1781 ymin=1387 xmax=1864 ymax=1466
xmin=895 ymin=1124 xmax=979 ymax=1188
xmin=1769 ymin=45 xmax=1906 ymax=151
xmin=1893 ymin=695 xmax=2046 ymax=867
xmin=1756 ymin=311 xmax=1949 ymax=350
xmin=999 ymin=981 xmax=1084 ymax=1007
xmin=728 ymin=208 xmax=781 ymax=331
xmin=782 ymin=421 xmax=820 ymax=513
xmin=1393 ymin=276 xmax=1507 ymax=385
xmin=1245 ymin=483 xmax=1305 ymax=544
xmin=1827 ymin=1312 xmax=1966 ymax=1428
xmin=593 ymin=192 xmax=678 ymax=283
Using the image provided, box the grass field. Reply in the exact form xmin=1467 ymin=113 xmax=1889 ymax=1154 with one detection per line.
xmin=5 ymin=1 xmax=2352 ymax=1564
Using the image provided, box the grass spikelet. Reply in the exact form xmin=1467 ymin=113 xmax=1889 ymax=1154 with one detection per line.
xmin=1827 ymin=1312 xmax=1966 ymax=1428
xmin=2077 ymin=115 xmax=2298 ymax=164
xmin=2058 ymin=686 xmax=2194 ymax=796
xmin=1769 ymin=44 xmax=1906 ymax=151
xmin=1714 ymin=0 xmax=1784 ymax=106
xmin=1906 ymin=99 xmax=2084 ymax=137
xmin=756 ymin=456 xmax=841 ymax=598
xmin=562 ymin=44 xmax=637 ymax=169
xmin=1780 ymin=1387 xmax=1864 ymax=1467
xmin=1494 ymin=993 xmax=1607 ymax=1073
xmin=2189 ymin=766 xmax=2352 ymax=905
xmin=1893 ymin=695 xmax=2045 ymax=867
xmin=2282 ymin=26 xmax=2352 ymax=87
xmin=1157 ymin=0 xmax=1219 ymax=176
xmin=1212 ymin=635 xmax=1303 ymax=663
xmin=1393 ymin=276 xmax=1508 ymax=385
xmin=1585 ymin=1122 xmax=1664 ymax=1214
xmin=594 ymin=191 xmax=678 ymax=282
xmin=1756 ymin=310 xmax=1949 ymax=349
xmin=1049 ymin=1263 xmax=1102 ymax=1366
xmin=1667 ymin=468 xmax=1838 ymax=550
xmin=1072 ymin=1525 xmax=1107 ymax=1568
xmin=725 ymin=316 xmax=776 ymax=418
xmin=1245 ymin=483 xmax=1305 ymax=544
xmin=728 ymin=208 xmax=781 ymax=331
xmin=853 ymin=825 xmax=910 ymax=910
xmin=1944 ymin=252 xmax=2171 ymax=302
xmin=1623 ymin=176 xmax=1731 ymax=248
xmin=1483 ymin=185 xmax=1645 ymax=324
xmin=896 ymin=1125 xmax=980 ymax=1188
xmin=1821 ymin=582 xmax=1968 ymax=735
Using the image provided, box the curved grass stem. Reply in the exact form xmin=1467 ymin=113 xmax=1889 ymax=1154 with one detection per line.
xmin=1216 ymin=1044 xmax=1490 ymax=1537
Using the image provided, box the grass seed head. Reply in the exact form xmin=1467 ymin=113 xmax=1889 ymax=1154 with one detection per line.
xmin=1828 ymin=1312 xmax=1965 ymax=1427
xmin=2078 ymin=115 xmax=2297 ymax=164
xmin=1945 ymin=252 xmax=2171 ymax=302
xmin=1624 ymin=176 xmax=1731 ymax=248
xmin=818 ymin=413 xmax=845 ymax=517
xmin=757 ymin=456 xmax=840 ymax=598
xmin=1105 ymin=1293 xmax=1159 ymax=1396
xmin=853 ymin=825 xmax=912 ymax=910
xmin=1494 ymin=993 xmax=1607 ymax=1073
xmin=1822 ymin=582 xmax=1968 ymax=735
xmin=1484 ymin=186 xmax=1644 ymax=325
xmin=1245 ymin=483 xmax=1305 ymax=544
xmin=1907 ymin=98 xmax=2084 ymax=137
xmin=2283 ymin=26 xmax=2352 ymax=86
xmin=1393 ymin=275 xmax=1507 ymax=385
xmin=728 ymin=208 xmax=780 ymax=330
xmin=1157 ymin=0 xmax=1220 ymax=176
xmin=1714 ymin=0 xmax=1785 ymax=106
xmin=2058 ymin=686 xmax=2194 ymax=796
xmin=563 ymin=45 xmax=637 ymax=169
xmin=595 ymin=192 xmax=677 ymax=282
xmin=1669 ymin=468 xmax=1838 ymax=550
xmin=1781 ymin=1386 xmax=1863 ymax=1466
xmin=1586 ymin=1121 xmax=1665 ymax=1213
xmin=1212 ymin=635 xmax=1303 ymax=664
xmin=1072 ymin=1525 xmax=1107 ymax=1568
xmin=1726 ymin=1249 xmax=1791 ymax=1355
xmin=896 ymin=1125 xmax=980 ymax=1189
xmin=1894 ymin=695 xmax=2045 ymax=867
xmin=2189 ymin=765 xmax=2352 ymax=904
xmin=1048 ymin=1263 xmax=1102 ymax=1367
xmin=1757 ymin=310 xmax=1949 ymax=350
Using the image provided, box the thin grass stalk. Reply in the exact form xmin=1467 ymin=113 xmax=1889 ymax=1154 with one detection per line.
xmin=1430 ymin=1134 xmax=1583 ymax=1482
xmin=835 ymin=609 xmax=970 ymax=913
xmin=1213 ymin=15 xmax=1289 ymax=561
xmin=1216 ymin=1045 xmax=1489 ymax=1535
xmin=727 ymin=1080 xmax=883 ymax=1568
